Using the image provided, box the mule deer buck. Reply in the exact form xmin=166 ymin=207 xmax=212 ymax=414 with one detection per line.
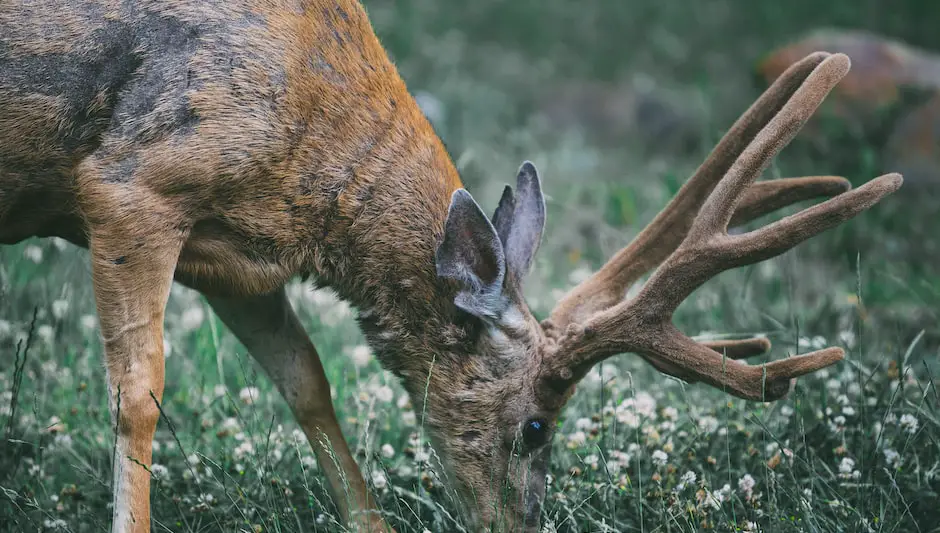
xmin=0 ymin=0 xmax=901 ymax=531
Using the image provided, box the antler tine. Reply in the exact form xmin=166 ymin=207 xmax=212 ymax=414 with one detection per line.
xmin=545 ymin=52 xmax=835 ymax=336
xmin=540 ymin=53 xmax=903 ymax=403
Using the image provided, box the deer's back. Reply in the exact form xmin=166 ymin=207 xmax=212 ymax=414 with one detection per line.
xmin=0 ymin=0 xmax=458 ymax=295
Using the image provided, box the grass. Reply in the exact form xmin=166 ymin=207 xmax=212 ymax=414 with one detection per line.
xmin=2 ymin=0 xmax=939 ymax=531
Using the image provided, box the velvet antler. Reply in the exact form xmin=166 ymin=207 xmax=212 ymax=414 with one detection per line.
xmin=540 ymin=52 xmax=902 ymax=402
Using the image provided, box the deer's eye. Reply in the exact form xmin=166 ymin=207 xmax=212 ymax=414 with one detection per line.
xmin=521 ymin=418 xmax=551 ymax=449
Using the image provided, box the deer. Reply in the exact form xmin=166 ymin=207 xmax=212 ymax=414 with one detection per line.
xmin=0 ymin=1 xmax=902 ymax=532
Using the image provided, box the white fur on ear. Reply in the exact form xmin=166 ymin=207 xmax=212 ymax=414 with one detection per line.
xmin=436 ymin=189 xmax=508 ymax=319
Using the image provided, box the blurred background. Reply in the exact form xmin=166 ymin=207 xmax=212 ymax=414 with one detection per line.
xmin=361 ymin=0 xmax=939 ymax=346
xmin=2 ymin=1 xmax=938 ymax=531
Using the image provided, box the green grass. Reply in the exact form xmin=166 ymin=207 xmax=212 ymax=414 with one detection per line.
xmin=2 ymin=0 xmax=939 ymax=531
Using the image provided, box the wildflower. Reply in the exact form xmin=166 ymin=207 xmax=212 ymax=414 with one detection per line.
xmin=676 ymin=470 xmax=696 ymax=491
xmin=370 ymin=469 xmax=388 ymax=490
xmin=567 ymin=431 xmax=587 ymax=448
xmin=42 ymin=518 xmax=68 ymax=530
xmin=413 ymin=449 xmax=431 ymax=464
xmin=350 ymin=345 xmax=372 ymax=368
xmin=883 ymin=448 xmax=901 ymax=469
xmin=697 ymin=416 xmax=719 ymax=434
xmin=80 ymin=315 xmax=97 ymax=330
xmin=239 ymin=387 xmax=260 ymax=405
xmin=842 ymin=406 xmax=856 ymax=417
xmin=23 ymin=245 xmax=43 ymax=263
xmin=0 ymin=320 xmax=11 ymax=339
xmin=234 ymin=440 xmax=254 ymax=459
xmin=380 ymin=444 xmax=395 ymax=459
xmin=374 ymin=385 xmax=394 ymax=403
xmin=51 ymin=299 xmax=69 ymax=320
xmin=899 ymin=414 xmax=919 ymax=434
xmin=838 ymin=457 xmax=860 ymax=480
xmin=151 ymin=463 xmax=169 ymax=480
xmin=397 ymin=394 xmax=411 ymax=409
xmin=583 ymin=454 xmax=599 ymax=470
xmin=301 ymin=456 xmax=317 ymax=468
xmin=214 ymin=384 xmax=227 ymax=398
xmin=37 ymin=324 xmax=55 ymax=345
xmin=221 ymin=417 xmax=240 ymax=433
xmin=662 ymin=406 xmax=679 ymax=420
xmin=738 ymin=474 xmax=756 ymax=500
xmin=651 ymin=449 xmax=668 ymax=467
xmin=198 ymin=493 xmax=214 ymax=505
xmin=568 ymin=265 xmax=593 ymax=285
xmin=575 ymin=417 xmax=594 ymax=431
xmin=838 ymin=330 xmax=856 ymax=348
xmin=401 ymin=411 xmax=416 ymax=426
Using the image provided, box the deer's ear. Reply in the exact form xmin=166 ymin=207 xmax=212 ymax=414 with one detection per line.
xmin=491 ymin=161 xmax=546 ymax=282
xmin=436 ymin=189 xmax=508 ymax=319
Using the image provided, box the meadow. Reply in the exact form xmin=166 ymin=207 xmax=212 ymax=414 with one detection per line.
xmin=1 ymin=0 xmax=938 ymax=531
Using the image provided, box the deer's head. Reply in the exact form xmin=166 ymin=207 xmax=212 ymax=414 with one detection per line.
xmin=418 ymin=52 xmax=901 ymax=532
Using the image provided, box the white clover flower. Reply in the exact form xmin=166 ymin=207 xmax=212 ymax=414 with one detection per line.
xmin=738 ymin=474 xmax=755 ymax=499
xmin=676 ymin=470 xmax=696 ymax=491
xmin=838 ymin=330 xmax=856 ymax=348
xmin=662 ymin=406 xmax=679 ymax=420
xmin=651 ymin=449 xmax=668 ymax=467
xmin=574 ymin=417 xmax=594 ymax=431
xmin=221 ymin=417 xmax=240 ymax=432
xmin=301 ymin=455 xmax=318 ymax=468
xmin=23 ymin=245 xmax=43 ymax=263
xmin=163 ymin=335 xmax=172 ymax=358
xmin=634 ymin=392 xmax=657 ymax=418
xmin=198 ymin=493 xmax=214 ymax=504
xmin=616 ymin=408 xmax=639 ymax=428
xmin=838 ymin=457 xmax=858 ymax=480
xmin=80 ymin=314 xmax=97 ymax=330
xmin=214 ymin=384 xmax=227 ymax=398
xmin=883 ymin=448 xmax=901 ymax=469
xmin=187 ymin=453 xmax=200 ymax=466
xmin=401 ymin=411 xmax=416 ymax=426
xmin=233 ymin=440 xmax=254 ymax=459
xmin=350 ymin=345 xmax=372 ymax=368
xmin=397 ymin=394 xmax=411 ymax=409
xmin=51 ymin=299 xmax=69 ymax=320
xmin=842 ymin=406 xmax=856 ymax=416
xmin=180 ymin=306 xmax=205 ymax=332
xmin=42 ymin=518 xmax=68 ymax=530
xmin=239 ymin=387 xmax=261 ymax=405
xmin=567 ymin=431 xmax=587 ymax=448
xmin=413 ymin=449 xmax=431 ymax=464
xmin=899 ymin=414 xmax=919 ymax=434
xmin=374 ymin=385 xmax=394 ymax=403
xmin=380 ymin=444 xmax=395 ymax=459
xmin=568 ymin=265 xmax=593 ymax=285
xmin=697 ymin=416 xmax=719 ymax=434
xmin=583 ymin=454 xmax=599 ymax=470
xmin=151 ymin=463 xmax=169 ymax=480
xmin=37 ymin=324 xmax=55 ymax=345
xmin=836 ymin=394 xmax=849 ymax=406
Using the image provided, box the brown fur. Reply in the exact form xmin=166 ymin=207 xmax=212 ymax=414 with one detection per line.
xmin=0 ymin=3 xmax=902 ymax=533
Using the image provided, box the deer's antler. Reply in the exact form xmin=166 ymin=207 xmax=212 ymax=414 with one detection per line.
xmin=540 ymin=52 xmax=902 ymax=404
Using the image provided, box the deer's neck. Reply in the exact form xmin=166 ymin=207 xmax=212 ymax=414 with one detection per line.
xmin=295 ymin=102 xmax=471 ymax=381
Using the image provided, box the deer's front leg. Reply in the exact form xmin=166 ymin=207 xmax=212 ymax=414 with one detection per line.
xmin=207 ymin=288 xmax=391 ymax=532
xmin=89 ymin=224 xmax=185 ymax=533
